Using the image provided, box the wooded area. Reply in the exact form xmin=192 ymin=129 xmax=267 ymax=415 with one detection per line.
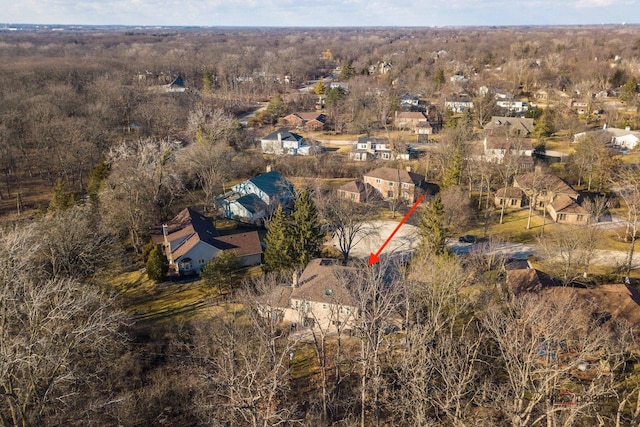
xmin=2 ymin=25 xmax=640 ymax=426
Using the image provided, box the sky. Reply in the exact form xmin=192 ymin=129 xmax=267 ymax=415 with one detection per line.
xmin=1 ymin=0 xmax=639 ymax=27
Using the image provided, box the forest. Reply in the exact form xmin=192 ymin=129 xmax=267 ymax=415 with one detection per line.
xmin=2 ymin=25 xmax=640 ymax=426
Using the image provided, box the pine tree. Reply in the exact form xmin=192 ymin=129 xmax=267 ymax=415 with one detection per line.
xmin=146 ymin=244 xmax=169 ymax=283
xmin=263 ymin=205 xmax=295 ymax=272
xmin=86 ymin=158 xmax=110 ymax=202
xmin=292 ymin=190 xmax=324 ymax=267
xmin=202 ymin=70 xmax=214 ymax=93
xmin=418 ymin=194 xmax=446 ymax=255
xmin=442 ymin=142 xmax=464 ymax=190
xmin=48 ymin=178 xmax=75 ymax=214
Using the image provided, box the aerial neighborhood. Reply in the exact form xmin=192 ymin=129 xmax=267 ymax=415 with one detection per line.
xmin=5 ymin=25 xmax=640 ymax=426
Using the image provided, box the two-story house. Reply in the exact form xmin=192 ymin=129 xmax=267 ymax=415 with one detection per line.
xmin=350 ymin=137 xmax=393 ymax=161
xmin=219 ymin=169 xmax=294 ymax=224
xmin=256 ymin=258 xmax=358 ymax=331
xmin=363 ymin=167 xmax=436 ymax=202
xmin=281 ymin=112 xmax=327 ymax=131
xmin=260 ymin=128 xmax=320 ymax=156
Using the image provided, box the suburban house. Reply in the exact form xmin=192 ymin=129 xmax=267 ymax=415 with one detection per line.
xmin=484 ymin=116 xmax=535 ymax=137
xmin=399 ymin=93 xmax=420 ymax=109
xmin=152 ymin=208 xmax=262 ymax=276
xmin=363 ymin=167 xmax=436 ymax=202
xmin=281 ymin=112 xmax=327 ymax=131
xmin=257 ymin=258 xmax=358 ymax=331
xmin=494 ymin=187 xmax=526 ymax=209
xmin=163 ymin=75 xmax=187 ymax=93
xmin=496 ymin=100 xmax=529 ymax=113
xmin=444 ymin=93 xmax=474 ymax=113
xmin=394 ymin=111 xmax=431 ymax=133
xmin=350 ymin=137 xmax=393 ymax=161
xmin=219 ymin=170 xmax=294 ymax=224
xmin=260 ymin=128 xmax=320 ymax=155
xmin=575 ymin=126 xmax=640 ymax=150
xmin=482 ymin=136 xmax=533 ymax=165
xmin=336 ymin=180 xmax=376 ymax=203
xmin=506 ymin=172 xmax=589 ymax=225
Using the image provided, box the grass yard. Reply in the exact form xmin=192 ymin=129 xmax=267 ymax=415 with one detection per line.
xmin=108 ymin=265 xmax=262 ymax=323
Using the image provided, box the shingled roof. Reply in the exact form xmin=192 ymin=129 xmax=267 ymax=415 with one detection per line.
xmin=364 ymin=167 xmax=424 ymax=185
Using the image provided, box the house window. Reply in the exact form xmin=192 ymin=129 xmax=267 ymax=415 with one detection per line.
xmin=198 ymin=259 xmax=205 ymax=264
xmin=499 ymin=198 xmax=505 ymax=206
xmin=538 ymin=201 xmax=545 ymax=208
xmin=388 ymin=191 xmax=394 ymax=198
xmin=577 ymin=215 xmax=584 ymax=222
xmin=389 ymin=182 xmax=394 ymax=187
xmin=403 ymin=183 xmax=410 ymax=189
xmin=403 ymin=192 xmax=410 ymax=200
xmin=510 ymin=199 xmax=518 ymax=206
xmin=558 ymin=213 xmax=567 ymax=221
xmin=350 ymin=193 xmax=356 ymax=200
xmin=323 ymin=304 xmax=327 ymax=309
xmin=376 ymin=178 xmax=381 ymax=184
xmin=382 ymin=153 xmax=390 ymax=159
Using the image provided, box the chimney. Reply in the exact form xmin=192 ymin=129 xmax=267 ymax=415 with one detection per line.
xmin=162 ymin=224 xmax=174 ymax=264
xmin=277 ymin=132 xmax=282 ymax=144
xmin=266 ymin=164 xmax=272 ymax=173
xmin=405 ymin=165 xmax=412 ymax=173
xmin=292 ymin=270 xmax=299 ymax=288
xmin=603 ymin=123 xmax=608 ymax=130
xmin=626 ymin=126 xmax=631 ymax=131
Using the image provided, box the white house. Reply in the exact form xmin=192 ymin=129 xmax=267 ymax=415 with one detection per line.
xmin=260 ymin=128 xmax=320 ymax=156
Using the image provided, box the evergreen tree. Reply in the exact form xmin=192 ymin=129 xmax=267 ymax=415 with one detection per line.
xmin=418 ymin=194 xmax=446 ymax=255
xmin=263 ymin=205 xmax=295 ymax=272
xmin=442 ymin=142 xmax=464 ymax=190
xmin=146 ymin=244 xmax=169 ymax=283
xmin=533 ymin=107 xmax=552 ymax=138
xmin=86 ymin=158 xmax=110 ymax=202
xmin=339 ymin=60 xmax=356 ymax=80
xmin=202 ymin=70 xmax=214 ymax=93
xmin=48 ymin=178 xmax=75 ymax=214
xmin=313 ymin=80 xmax=326 ymax=95
xmin=292 ymin=190 xmax=324 ymax=267
xmin=433 ymin=68 xmax=446 ymax=87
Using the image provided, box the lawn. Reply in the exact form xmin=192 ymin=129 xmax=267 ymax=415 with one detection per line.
xmin=107 ymin=265 xmax=262 ymax=323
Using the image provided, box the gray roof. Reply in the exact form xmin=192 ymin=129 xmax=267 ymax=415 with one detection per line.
xmin=248 ymin=170 xmax=293 ymax=197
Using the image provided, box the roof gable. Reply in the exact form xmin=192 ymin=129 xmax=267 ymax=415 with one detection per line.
xmin=364 ymin=167 xmax=424 ymax=185
xmin=249 ymin=170 xmax=293 ymax=196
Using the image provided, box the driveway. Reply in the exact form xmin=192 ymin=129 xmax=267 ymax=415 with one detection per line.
xmin=331 ymin=220 xmax=421 ymax=260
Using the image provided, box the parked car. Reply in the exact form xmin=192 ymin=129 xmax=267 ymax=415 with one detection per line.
xmin=458 ymin=235 xmax=477 ymax=243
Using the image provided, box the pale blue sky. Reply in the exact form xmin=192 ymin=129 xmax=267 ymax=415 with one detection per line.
xmin=2 ymin=0 xmax=639 ymax=27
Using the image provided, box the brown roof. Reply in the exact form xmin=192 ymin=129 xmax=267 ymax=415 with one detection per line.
xmin=550 ymin=195 xmax=588 ymax=215
xmin=296 ymin=112 xmax=326 ymax=122
xmin=291 ymin=259 xmax=357 ymax=307
xmin=507 ymin=268 xmax=556 ymax=295
xmin=485 ymin=136 xmax=532 ymax=151
xmin=396 ymin=111 xmax=428 ymax=119
xmin=515 ymin=173 xmax=578 ymax=198
xmin=496 ymin=187 xmax=525 ymax=198
xmin=484 ymin=116 xmax=534 ymax=135
xmin=364 ymin=167 xmax=424 ymax=186
xmin=214 ymin=231 xmax=262 ymax=257
xmin=338 ymin=180 xmax=367 ymax=194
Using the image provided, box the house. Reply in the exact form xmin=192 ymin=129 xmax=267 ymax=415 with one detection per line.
xmin=394 ymin=111 xmax=431 ymax=133
xmin=444 ymin=93 xmax=474 ymax=113
xmin=547 ymin=195 xmax=589 ymax=225
xmin=604 ymin=126 xmax=640 ymax=150
xmin=399 ymin=93 xmax=420 ymax=109
xmin=152 ymin=208 xmax=262 ymax=275
xmin=282 ymin=112 xmax=327 ymax=131
xmin=257 ymin=258 xmax=358 ymax=331
xmin=219 ymin=170 xmax=294 ymax=224
xmin=509 ymin=173 xmax=587 ymax=224
xmin=336 ymin=180 xmax=376 ymax=203
xmin=494 ymin=187 xmax=526 ymax=209
xmin=260 ymin=128 xmax=320 ymax=155
xmin=363 ymin=167 xmax=437 ymax=202
xmin=163 ymin=75 xmax=186 ymax=93
xmin=350 ymin=137 xmax=393 ymax=161
xmin=483 ymin=136 xmax=533 ymax=164
xmin=507 ymin=267 xmax=556 ymax=295
xmin=484 ymin=116 xmax=535 ymax=137
xmin=496 ymin=100 xmax=529 ymax=113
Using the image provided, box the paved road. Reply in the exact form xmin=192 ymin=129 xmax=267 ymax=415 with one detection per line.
xmin=336 ymin=220 xmax=638 ymax=269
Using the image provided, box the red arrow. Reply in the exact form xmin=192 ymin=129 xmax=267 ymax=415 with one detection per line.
xmin=368 ymin=195 xmax=424 ymax=266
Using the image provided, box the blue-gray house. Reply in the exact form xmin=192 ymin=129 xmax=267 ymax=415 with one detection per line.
xmin=219 ymin=170 xmax=294 ymax=224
